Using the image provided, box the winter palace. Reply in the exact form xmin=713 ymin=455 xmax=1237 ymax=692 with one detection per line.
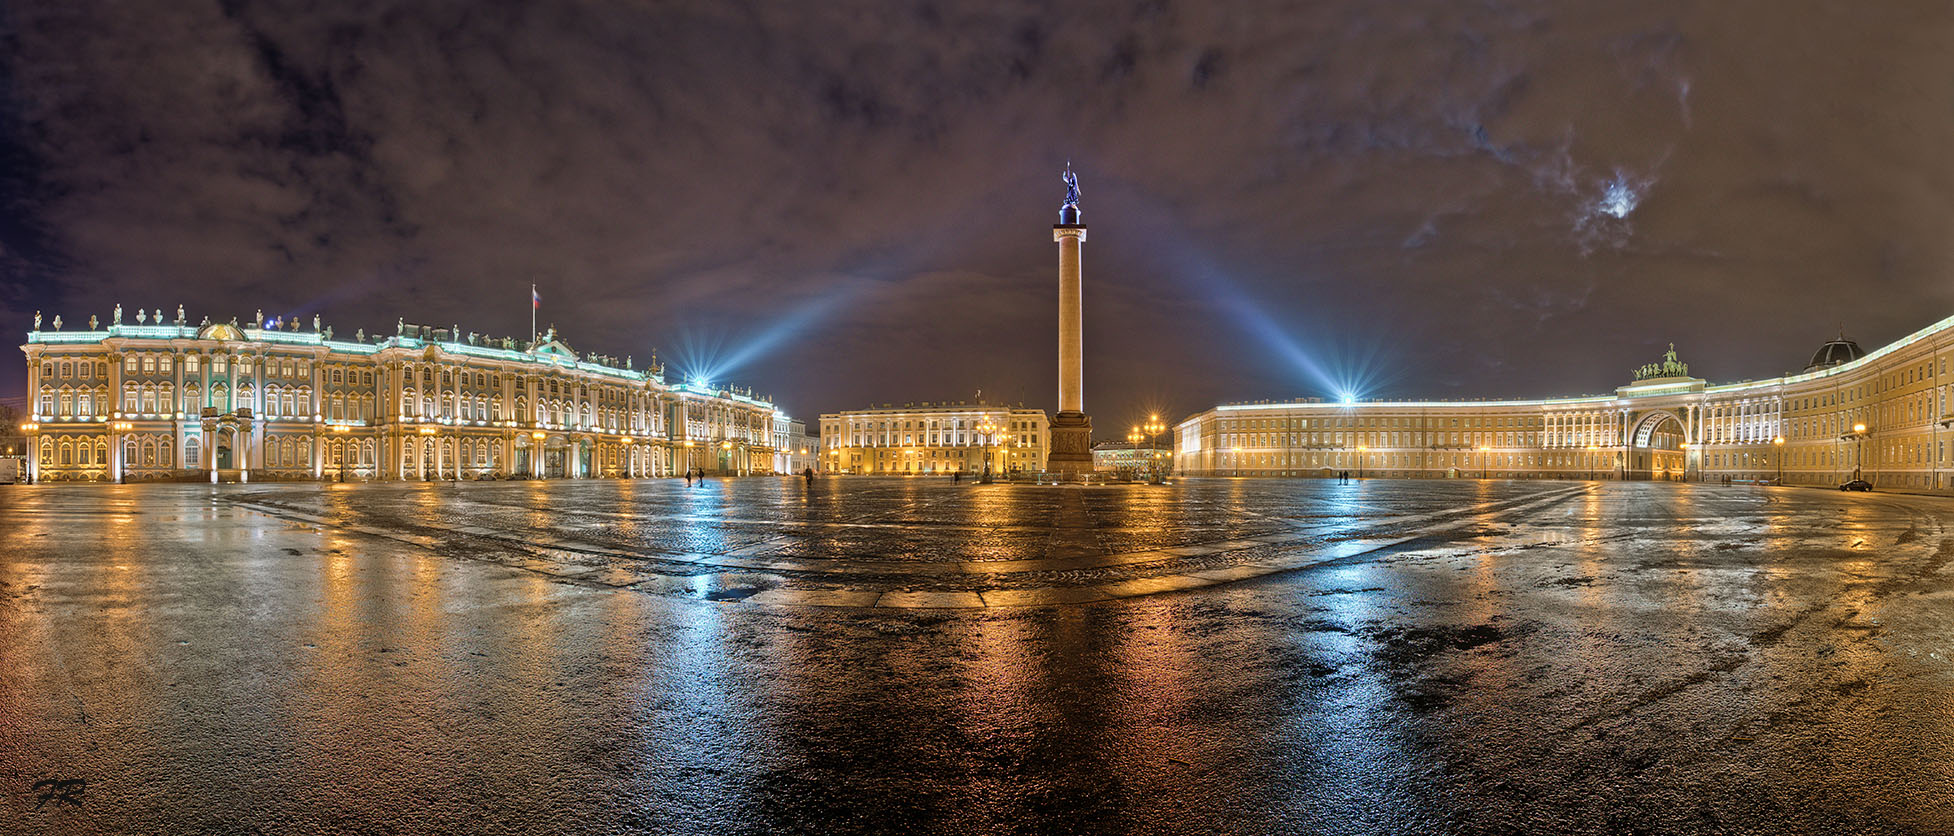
xmin=1175 ymin=317 xmax=1954 ymax=489
xmin=18 ymin=307 xmax=796 ymax=482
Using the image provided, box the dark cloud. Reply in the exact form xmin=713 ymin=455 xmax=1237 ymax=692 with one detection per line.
xmin=3 ymin=0 xmax=1952 ymax=424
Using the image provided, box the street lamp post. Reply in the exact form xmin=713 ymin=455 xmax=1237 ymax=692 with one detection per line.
xmin=1356 ymin=445 xmax=1367 ymax=479
xmin=1477 ymin=445 xmax=1490 ymax=479
xmin=1773 ymin=435 xmax=1785 ymax=484
xmin=334 ymin=424 xmax=351 ymax=482
xmin=977 ymin=420 xmax=997 ymax=483
xmin=1585 ymin=444 xmax=1598 ymax=481
xmin=1143 ymin=414 xmax=1165 ymax=483
xmin=1844 ymin=423 xmax=1869 ymax=483
xmin=1128 ymin=427 xmax=1144 ymax=480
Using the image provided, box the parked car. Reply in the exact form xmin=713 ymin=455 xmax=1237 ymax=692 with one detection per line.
xmin=1839 ymin=479 xmax=1873 ymax=492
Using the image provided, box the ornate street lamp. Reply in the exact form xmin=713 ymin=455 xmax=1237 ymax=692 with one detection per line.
xmin=1142 ymin=414 xmax=1166 ymax=482
xmin=1773 ymin=435 xmax=1785 ymax=484
xmin=333 ymin=423 xmax=351 ymax=482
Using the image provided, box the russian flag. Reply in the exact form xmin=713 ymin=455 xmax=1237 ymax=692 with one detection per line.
xmin=532 ymin=286 xmax=540 ymax=309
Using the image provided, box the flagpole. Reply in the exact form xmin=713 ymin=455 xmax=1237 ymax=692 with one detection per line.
xmin=530 ymin=282 xmax=537 ymax=348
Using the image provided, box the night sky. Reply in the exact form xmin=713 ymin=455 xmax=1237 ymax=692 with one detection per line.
xmin=4 ymin=2 xmax=1953 ymax=428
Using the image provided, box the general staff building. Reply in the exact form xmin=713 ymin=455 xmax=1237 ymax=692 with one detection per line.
xmin=1176 ymin=318 xmax=1954 ymax=489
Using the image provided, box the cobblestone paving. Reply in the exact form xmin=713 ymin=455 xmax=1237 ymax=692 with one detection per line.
xmin=2 ymin=477 xmax=1952 ymax=834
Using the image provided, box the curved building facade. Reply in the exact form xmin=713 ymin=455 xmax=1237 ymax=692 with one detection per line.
xmin=19 ymin=312 xmax=785 ymax=482
xmin=1175 ymin=319 xmax=1954 ymax=490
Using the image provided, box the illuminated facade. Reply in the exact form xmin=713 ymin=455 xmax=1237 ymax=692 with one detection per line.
xmin=1177 ymin=321 xmax=1954 ymax=490
xmin=771 ymin=415 xmax=819 ymax=475
xmin=19 ymin=312 xmax=785 ymax=482
xmin=820 ymin=402 xmax=1049 ymax=475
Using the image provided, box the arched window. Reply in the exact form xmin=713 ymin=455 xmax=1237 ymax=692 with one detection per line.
xmin=124 ymin=440 xmax=138 ymax=466
xmin=77 ymin=391 xmax=92 ymax=417
xmin=185 ymin=438 xmax=201 ymax=469
xmin=159 ymin=443 xmax=172 ymax=467
xmin=123 ymin=383 xmax=139 ymax=412
xmin=184 ymin=384 xmax=200 ymax=413
xmin=95 ymin=441 xmax=107 ymax=466
xmin=361 ymin=439 xmax=374 ymax=466
xmin=141 ymin=384 xmax=156 ymax=413
xmin=297 ymin=439 xmax=311 ymax=466
xmin=160 ymin=383 xmax=174 ymax=411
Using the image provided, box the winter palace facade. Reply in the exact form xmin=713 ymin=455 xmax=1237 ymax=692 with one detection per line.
xmin=18 ymin=308 xmax=789 ymax=483
xmin=1175 ymin=318 xmax=1954 ymax=489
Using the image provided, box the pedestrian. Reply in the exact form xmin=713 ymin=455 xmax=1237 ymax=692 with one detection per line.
xmin=685 ymin=469 xmax=693 ymax=486
xmin=953 ymin=470 xmax=962 ymax=484
xmin=804 ymin=467 xmax=814 ymax=486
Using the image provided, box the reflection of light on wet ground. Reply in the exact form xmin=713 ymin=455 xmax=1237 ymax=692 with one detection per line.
xmin=15 ymin=480 xmax=1954 ymax=832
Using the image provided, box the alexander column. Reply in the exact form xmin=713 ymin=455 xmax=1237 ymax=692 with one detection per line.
xmin=1047 ymin=162 xmax=1094 ymax=477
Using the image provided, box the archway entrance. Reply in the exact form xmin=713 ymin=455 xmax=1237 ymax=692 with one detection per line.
xmin=1629 ymin=411 xmax=1687 ymax=481
xmin=544 ymin=436 xmax=569 ymax=478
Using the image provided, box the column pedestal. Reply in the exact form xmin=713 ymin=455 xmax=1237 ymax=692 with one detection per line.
xmin=1048 ymin=411 xmax=1094 ymax=478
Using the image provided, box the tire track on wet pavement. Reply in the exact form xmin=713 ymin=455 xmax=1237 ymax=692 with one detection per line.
xmin=218 ymin=483 xmax=1594 ymax=608
xmin=1556 ymin=528 xmax=1954 ymax=738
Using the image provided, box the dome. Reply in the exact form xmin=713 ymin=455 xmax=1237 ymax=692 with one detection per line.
xmin=1805 ymin=334 xmax=1863 ymax=371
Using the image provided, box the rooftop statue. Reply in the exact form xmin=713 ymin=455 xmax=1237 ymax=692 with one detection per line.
xmin=1061 ymin=161 xmax=1082 ymax=207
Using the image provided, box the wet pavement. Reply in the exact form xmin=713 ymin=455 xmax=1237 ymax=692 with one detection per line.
xmin=1 ymin=477 xmax=1951 ymax=835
